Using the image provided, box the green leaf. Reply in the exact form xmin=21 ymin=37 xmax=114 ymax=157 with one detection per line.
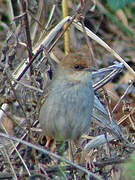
xmin=124 ymin=154 xmax=135 ymax=178
xmin=107 ymin=0 xmax=135 ymax=11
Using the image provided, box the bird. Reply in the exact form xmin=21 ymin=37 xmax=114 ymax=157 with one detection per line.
xmin=39 ymin=53 xmax=127 ymax=148
xmin=39 ymin=53 xmax=94 ymax=144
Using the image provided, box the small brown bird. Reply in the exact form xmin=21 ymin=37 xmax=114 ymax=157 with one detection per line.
xmin=39 ymin=53 xmax=94 ymax=143
xmin=39 ymin=53 xmax=127 ymax=146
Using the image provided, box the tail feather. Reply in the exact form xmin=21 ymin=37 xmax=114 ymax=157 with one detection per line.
xmin=93 ymin=96 xmax=128 ymax=143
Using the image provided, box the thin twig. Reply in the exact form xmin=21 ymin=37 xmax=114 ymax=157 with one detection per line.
xmin=13 ymin=78 xmax=43 ymax=93
xmin=0 ymin=125 xmax=31 ymax=176
xmin=5 ymin=71 xmax=26 ymax=117
xmin=113 ymin=81 xmax=134 ymax=113
xmin=45 ymin=4 xmax=56 ymax=30
xmin=7 ymin=0 xmax=16 ymax=29
xmin=48 ymin=14 xmax=78 ymax=53
xmin=31 ymin=0 xmax=44 ymax=43
xmin=73 ymin=19 xmax=135 ymax=77
xmin=3 ymin=148 xmax=18 ymax=180
xmin=81 ymin=19 xmax=96 ymax=67
xmin=16 ymin=45 xmax=43 ymax=81
xmin=0 ymin=133 xmax=103 ymax=180
xmin=20 ymin=0 xmax=33 ymax=61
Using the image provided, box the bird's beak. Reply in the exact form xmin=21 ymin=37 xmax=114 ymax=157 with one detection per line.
xmin=84 ymin=66 xmax=95 ymax=72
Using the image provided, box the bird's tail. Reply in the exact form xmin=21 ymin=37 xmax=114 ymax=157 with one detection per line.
xmin=92 ymin=96 xmax=129 ymax=144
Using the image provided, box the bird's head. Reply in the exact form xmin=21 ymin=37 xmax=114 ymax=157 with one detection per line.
xmin=60 ymin=53 xmax=92 ymax=71
xmin=55 ymin=53 xmax=94 ymax=82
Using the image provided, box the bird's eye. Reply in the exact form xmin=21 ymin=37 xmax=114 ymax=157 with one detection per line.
xmin=74 ymin=64 xmax=83 ymax=70
xmin=74 ymin=64 xmax=79 ymax=69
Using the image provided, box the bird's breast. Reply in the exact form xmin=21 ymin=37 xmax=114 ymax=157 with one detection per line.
xmin=39 ymin=78 xmax=94 ymax=140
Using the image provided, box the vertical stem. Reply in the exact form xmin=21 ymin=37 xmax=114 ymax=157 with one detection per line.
xmin=62 ymin=0 xmax=69 ymax=54
xmin=20 ymin=0 xmax=33 ymax=72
